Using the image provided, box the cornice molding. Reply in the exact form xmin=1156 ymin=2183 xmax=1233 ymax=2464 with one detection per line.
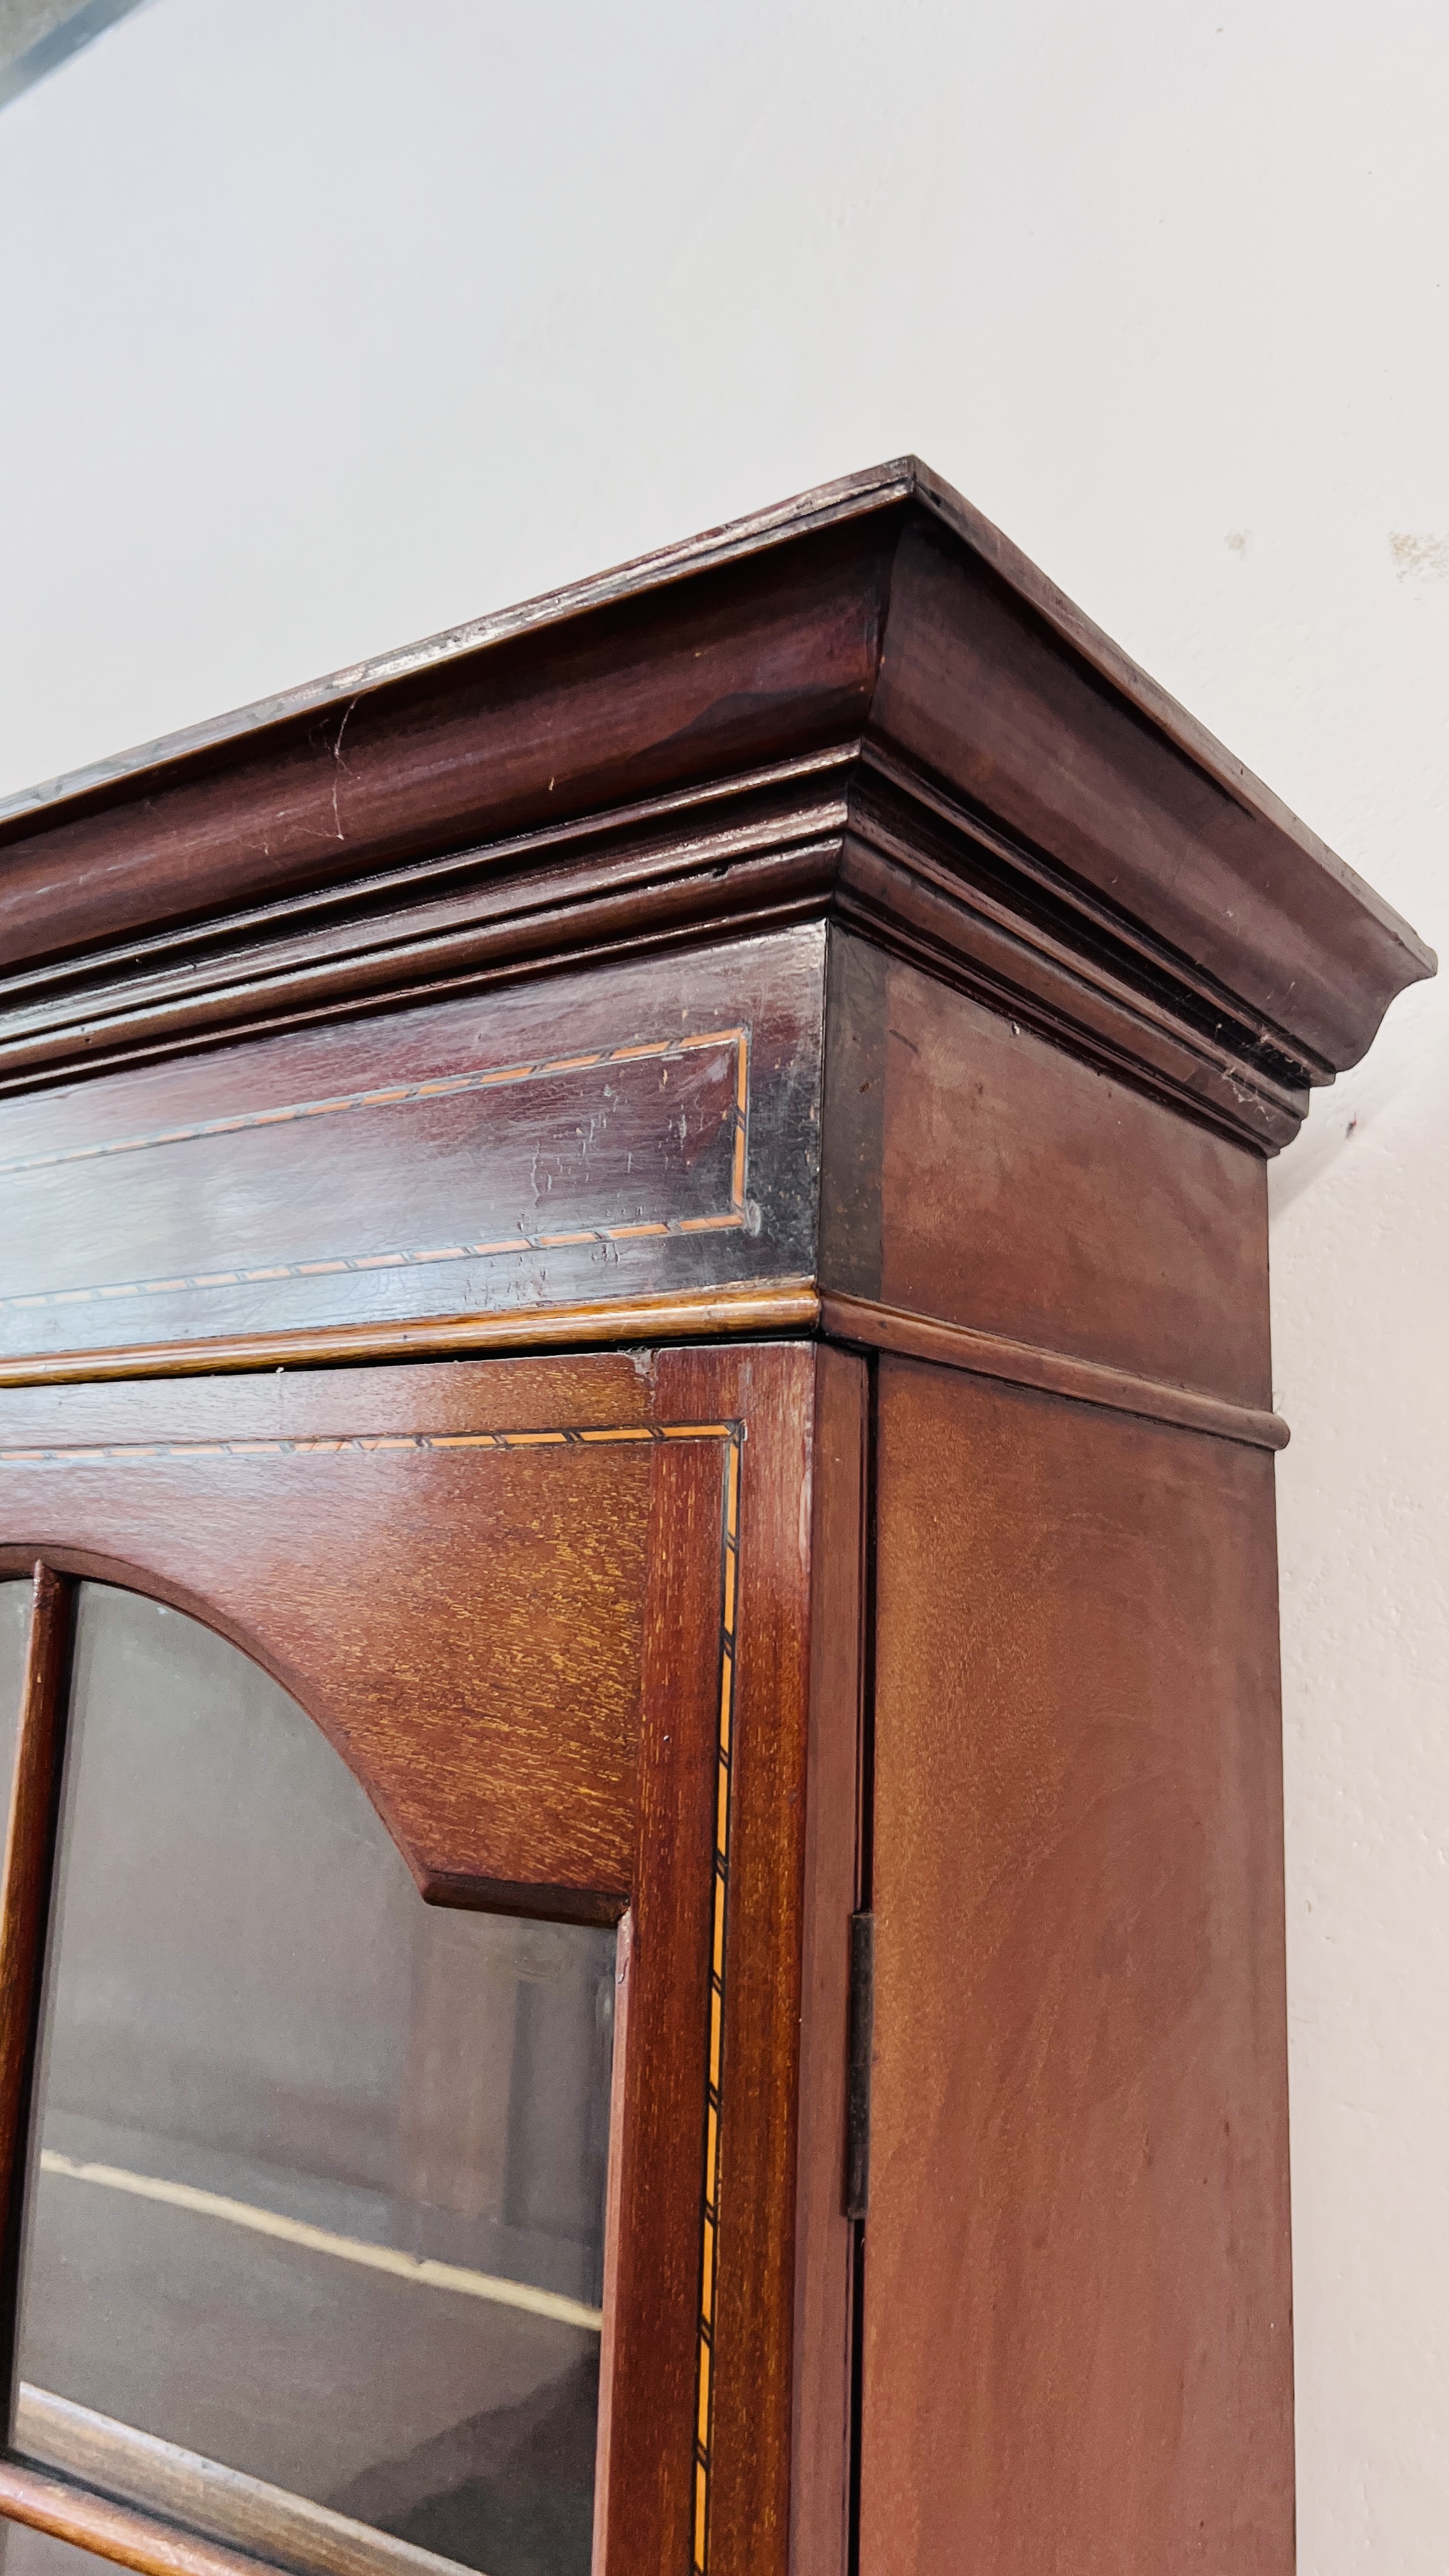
xmin=0 ymin=462 xmax=1432 ymax=1137
xmin=0 ymin=745 xmax=1316 ymax=1150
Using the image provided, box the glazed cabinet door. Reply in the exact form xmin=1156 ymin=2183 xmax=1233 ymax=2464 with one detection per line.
xmin=0 ymin=1343 xmax=846 ymax=2576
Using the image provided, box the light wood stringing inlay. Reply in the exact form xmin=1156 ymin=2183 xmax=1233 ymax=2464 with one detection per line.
xmin=0 ymin=1418 xmax=745 ymax=2576
xmin=0 ymin=1028 xmax=751 ymax=1317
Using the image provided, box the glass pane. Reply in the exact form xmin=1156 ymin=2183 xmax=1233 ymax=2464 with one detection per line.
xmin=0 ymin=2526 xmax=104 ymax=2576
xmin=13 ymin=1583 xmax=615 ymax=2576
xmin=0 ymin=1577 xmax=29 ymax=1782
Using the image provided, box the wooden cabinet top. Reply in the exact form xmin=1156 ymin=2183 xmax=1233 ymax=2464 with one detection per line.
xmin=0 ymin=458 xmax=1432 ymax=1122
xmin=0 ymin=464 xmax=1433 ymax=1413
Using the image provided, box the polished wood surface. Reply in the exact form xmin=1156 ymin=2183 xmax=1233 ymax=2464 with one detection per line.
xmin=0 ymin=1282 xmax=1289 ymax=1453
xmin=861 ymin=1358 xmax=1294 ymax=2573
xmin=818 ymin=1292 xmax=1287 ymax=1450
xmin=2 ymin=1367 xmax=657 ymax=1916
xmin=0 ymin=932 xmax=822 ymax=1372
xmin=596 ymin=1409 xmax=730 ymax=2576
xmin=0 ymin=1281 xmax=820 ymax=1392
xmin=866 ymin=507 xmax=1427 ymax=1070
xmin=0 ymin=1563 xmax=70 ymax=2370
xmin=652 ymin=1345 xmax=817 ymax=2576
xmin=822 ymin=933 xmax=1273 ymax=1406
xmin=788 ymin=1347 xmax=866 ymax=2576
xmin=0 ymin=899 xmax=1296 ymax=1413
xmin=0 ymin=509 xmax=885 ymax=983
xmin=0 ymin=759 xmax=847 ymax=1100
xmin=0 ymin=465 xmax=1428 ymax=1133
xmin=0 ymin=1344 xmax=826 ymax=2576
xmin=0 ymin=466 xmax=1428 ymax=2576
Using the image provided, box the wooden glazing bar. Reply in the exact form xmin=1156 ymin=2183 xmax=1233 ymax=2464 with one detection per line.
xmin=10 ymin=2386 xmax=471 ymax=2576
xmin=0 ymin=1562 xmax=70 ymax=2237
xmin=0 ymin=2457 xmax=286 ymax=2576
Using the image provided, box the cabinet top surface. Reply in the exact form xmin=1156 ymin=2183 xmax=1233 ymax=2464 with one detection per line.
xmin=0 ymin=457 xmax=1432 ymax=1084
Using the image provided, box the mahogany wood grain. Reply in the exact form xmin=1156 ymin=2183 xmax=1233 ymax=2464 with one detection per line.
xmin=0 ymin=763 xmax=848 ymax=1096
xmin=871 ymin=510 xmax=1427 ymax=1073
xmin=0 ymin=1344 xmax=826 ymax=2576
xmin=0 ymin=1352 xmax=657 ymax=1453
xmin=0 ymin=745 xmax=1306 ymax=1156
xmin=831 ymin=780 xmax=1310 ymax=1150
xmin=821 ymin=932 xmax=1273 ymax=1409
xmin=789 ymin=1346 xmax=868 ymax=2576
xmin=0 ymin=1279 xmax=822 ymax=1392
xmin=817 ymin=1292 xmax=1287 ymax=1450
xmin=0 ymin=1357 xmax=669 ymax=1915
xmin=2 ymin=1419 xmax=654 ymax=1919
xmin=556 ymin=1337 xmax=833 ymax=2576
xmin=0 ymin=463 xmax=1427 ymax=1094
xmin=0 ymin=1280 xmax=1289 ymax=1452
xmin=0 ymin=931 xmax=824 ymax=1372
xmin=861 ymin=1358 xmax=1294 ymax=2575
xmin=595 ymin=1422 xmax=726 ymax=2576
xmin=0 ymin=456 xmax=1423 ymax=2576
xmin=0 ymin=751 xmax=1305 ymax=1155
xmin=0 ymin=514 xmax=891 ymax=972
xmin=0 ymin=1563 xmax=71 ymax=2354
xmin=650 ymin=1344 xmax=817 ymax=2576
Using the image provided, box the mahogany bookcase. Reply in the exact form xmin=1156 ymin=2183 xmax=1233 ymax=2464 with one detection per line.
xmin=0 ymin=461 xmax=1432 ymax=2576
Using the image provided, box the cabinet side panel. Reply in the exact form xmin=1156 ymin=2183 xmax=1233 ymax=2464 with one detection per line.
xmin=861 ymin=1359 xmax=1293 ymax=2575
xmin=820 ymin=934 xmax=1273 ymax=1409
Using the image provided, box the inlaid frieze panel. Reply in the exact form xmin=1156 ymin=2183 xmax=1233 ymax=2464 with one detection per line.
xmin=0 ymin=930 xmax=824 ymax=1367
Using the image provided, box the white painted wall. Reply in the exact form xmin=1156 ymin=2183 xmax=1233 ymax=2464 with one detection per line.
xmin=1 ymin=3 xmax=1445 ymax=2562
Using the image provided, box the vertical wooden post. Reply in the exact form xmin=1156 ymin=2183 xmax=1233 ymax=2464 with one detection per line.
xmin=0 ymin=1564 xmax=72 ymax=2287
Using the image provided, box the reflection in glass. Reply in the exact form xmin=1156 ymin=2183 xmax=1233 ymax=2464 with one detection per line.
xmin=13 ymin=1585 xmax=615 ymax=2576
xmin=0 ymin=2526 xmax=103 ymax=2576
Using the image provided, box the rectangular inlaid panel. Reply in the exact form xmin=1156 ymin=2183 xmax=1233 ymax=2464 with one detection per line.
xmin=820 ymin=931 xmax=1273 ymax=1408
xmin=0 ymin=930 xmax=824 ymax=1365
xmin=862 ymin=1358 xmax=1293 ymax=2575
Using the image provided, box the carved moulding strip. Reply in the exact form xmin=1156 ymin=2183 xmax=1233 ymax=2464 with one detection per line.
xmin=0 ymin=1419 xmax=744 ymax=2576
xmin=0 ymin=1282 xmax=820 ymax=1388
xmin=0 ymin=1284 xmax=1289 ymax=1450
xmin=0 ymin=757 xmax=850 ymax=1090
xmin=0 ymin=1026 xmax=751 ymax=1322
xmin=818 ymin=1292 xmax=1290 ymax=1451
